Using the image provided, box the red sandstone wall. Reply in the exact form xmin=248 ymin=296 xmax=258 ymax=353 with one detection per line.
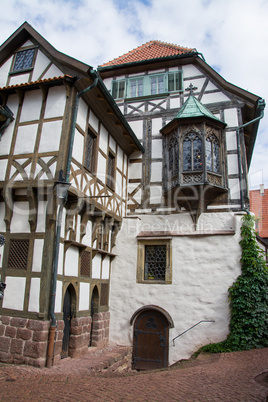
xmin=250 ymin=189 xmax=268 ymax=237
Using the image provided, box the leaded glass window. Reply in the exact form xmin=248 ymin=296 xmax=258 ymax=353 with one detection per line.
xmin=112 ymin=80 xmax=126 ymax=99
xmin=144 ymin=245 xmax=166 ymax=281
xmin=206 ymin=134 xmax=220 ymax=173
xmin=107 ymin=152 xmax=115 ymax=189
xmin=13 ymin=49 xmax=35 ymax=72
xmin=168 ymin=135 xmax=179 ymax=177
xmin=85 ymin=129 xmax=97 ymax=172
xmin=183 ymin=133 xmax=202 ymax=171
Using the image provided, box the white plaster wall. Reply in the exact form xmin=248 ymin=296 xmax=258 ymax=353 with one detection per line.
xmin=92 ymin=254 xmax=102 ymax=279
xmin=116 ymin=170 xmax=122 ymax=196
xmin=3 ymin=277 xmax=26 ymax=311
xmin=77 ymin=98 xmax=88 ymax=132
xmin=82 ymin=220 xmax=92 ymax=247
xmin=72 ymin=128 xmax=84 ymax=165
xmin=152 ymin=139 xmax=162 ymax=159
xmin=28 ymin=278 xmax=40 ymax=312
xmin=39 ymin=120 xmax=62 ymax=153
xmin=89 ymin=110 xmax=99 ymax=133
xmin=117 ymin=147 xmax=123 ymax=171
xmin=0 ymin=160 xmax=8 ymax=181
xmin=99 ymin=125 xmax=108 ymax=153
xmin=109 ymin=212 xmax=243 ymax=365
xmin=9 ymin=73 xmax=30 ymax=86
xmin=227 ymin=154 xmax=239 ymax=175
xmin=129 ymin=162 xmax=142 ymax=180
xmin=36 ymin=201 xmax=47 ymax=232
xmin=14 ymin=124 xmax=38 ymax=155
xmin=0 ymin=95 xmax=19 ymax=156
xmin=150 ymin=186 xmax=162 ymax=204
xmin=102 ymin=257 xmax=110 ymax=279
xmin=151 ymin=162 xmax=162 ymax=182
xmin=31 ymin=50 xmax=51 ymax=82
xmin=55 ymin=280 xmax=63 ymax=313
xmin=20 ymin=90 xmax=42 ymax=122
xmin=151 ymin=118 xmax=163 ymax=134
xmin=97 ymin=153 xmax=107 ymax=183
xmin=44 ymin=86 xmax=66 ymax=119
xmin=182 ymin=64 xmax=201 ymax=78
xmin=0 ymin=203 xmax=5 ymax=232
xmin=10 ymin=202 xmax=30 ymax=233
xmin=170 ymin=97 xmax=180 ymax=109
xmin=226 ymin=131 xmax=237 ymax=150
xmin=58 ymin=243 xmax=64 ymax=276
xmin=79 ymin=282 xmax=90 ymax=311
xmin=0 ymin=56 xmax=12 ymax=87
xmin=109 ymin=136 xmax=116 ymax=153
xmin=201 ymin=92 xmax=230 ymax=103
xmin=229 ymin=178 xmax=240 ymax=200
xmin=32 ymin=239 xmax=44 ymax=272
xmin=65 ymin=246 xmax=79 ymax=277
xmin=224 ymin=108 xmax=239 ymax=127
xmin=128 ymin=120 xmax=143 ymax=140
xmin=42 ymin=65 xmax=63 ymax=80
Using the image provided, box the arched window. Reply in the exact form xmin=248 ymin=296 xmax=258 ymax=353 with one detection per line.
xmin=183 ymin=133 xmax=202 ymax=171
xmin=206 ymin=134 xmax=220 ymax=173
xmin=168 ymin=135 xmax=179 ymax=177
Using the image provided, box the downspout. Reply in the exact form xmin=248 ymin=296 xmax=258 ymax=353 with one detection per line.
xmin=236 ymin=98 xmax=265 ymax=214
xmin=46 ymin=70 xmax=99 ymax=368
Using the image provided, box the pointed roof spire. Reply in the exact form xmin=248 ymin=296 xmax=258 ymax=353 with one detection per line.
xmin=174 ymin=84 xmax=224 ymax=123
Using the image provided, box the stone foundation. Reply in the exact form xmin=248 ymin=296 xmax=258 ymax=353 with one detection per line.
xmin=91 ymin=312 xmax=110 ymax=348
xmin=0 ymin=313 xmax=110 ymax=367
xmin=0 ymin=316 xmax=50 ymax=368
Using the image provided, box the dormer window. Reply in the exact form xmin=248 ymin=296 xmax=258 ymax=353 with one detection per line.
xmin=12 ymin=48 xmax=35 ymax=72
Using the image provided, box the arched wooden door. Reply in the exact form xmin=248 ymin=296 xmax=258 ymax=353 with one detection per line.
xmin=132 ymin=309 xmax=169 ymax=370
xmin=61 ymin=285 xmax=75 ymax=358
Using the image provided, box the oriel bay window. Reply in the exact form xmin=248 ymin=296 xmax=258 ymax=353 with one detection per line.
xmin=161 ymin=87 xmax=227 ymax=221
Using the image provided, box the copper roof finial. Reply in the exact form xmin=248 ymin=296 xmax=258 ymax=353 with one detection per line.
xmin=186 ymin=83 xmax=197 ymax=96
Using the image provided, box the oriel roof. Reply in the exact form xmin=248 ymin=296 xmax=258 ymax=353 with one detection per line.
xmin=100 ymin=40 xmax=196 ymax=67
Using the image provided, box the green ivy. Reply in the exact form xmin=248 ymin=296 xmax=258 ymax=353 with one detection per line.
xmin=200 ymin=214 xmax=268 ymax=354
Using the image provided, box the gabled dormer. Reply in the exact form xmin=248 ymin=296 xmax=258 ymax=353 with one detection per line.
xmin=161 ymin=84 xmax=227 ymax=224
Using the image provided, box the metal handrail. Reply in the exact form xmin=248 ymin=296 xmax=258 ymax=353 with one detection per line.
xmin=172 ymin=320 xmax=215 ymax=346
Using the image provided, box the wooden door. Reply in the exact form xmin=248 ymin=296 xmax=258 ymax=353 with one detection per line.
xmin=132 ymin=309 xmax=169 ymax=370
xmin=61 ymin=286 xmax=72 ymax=358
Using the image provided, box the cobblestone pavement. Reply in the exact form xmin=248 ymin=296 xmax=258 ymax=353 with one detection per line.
xmin=0 ymin=347 xmax=267 ymax=401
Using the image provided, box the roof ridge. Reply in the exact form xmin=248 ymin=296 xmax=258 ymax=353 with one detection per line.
xmin=100 ymin=40 xmax=196 ymax=68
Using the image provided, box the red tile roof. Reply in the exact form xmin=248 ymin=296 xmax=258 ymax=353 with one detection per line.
xmin=100 ymin=40 xmax=196 ymax=67
xmin=0 ymin=75 xmax=73 ymax=91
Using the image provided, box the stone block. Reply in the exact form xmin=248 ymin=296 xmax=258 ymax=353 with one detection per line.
xmin=57 ymin=330 xmax=64 ymax=341
xmin=5 ymin=326 xmax=17 ymax=338
xmin=27 ymin=357 xmax=46 ymax=368
xmin=24 ymin=340 xmax=47 ymax=359
xmin=68 ymin=348 xmax=82 ymax=359
xmin=13 ymin=354 xmax=26 ymax=365
xmin=10 ymin=317 xmax=28 ymax=328
xmin=0 ymin=324 xmax=5 ymax=336
xmin=93 ymin=321 xmax=104 ymax=330
xmin=17 ymin=328 xmax=32 ymax=340
xmin=0 ymin=350 xmax=12 ymax=363
xmin=32 ymin=331 xmax=48 ymax=342
xmin=92 ymin=313 xmax=103 ymax=322
xmin=69 ymin=335 xmax=84 ymax=349
xmin=1 ymin=316 xmax=10 ymax=325
xmin=10 ymin=339 xmax=24 ymax=355
xmin=0 ymin=337 xmax=11 ymax=352
xmin=70 ymin=326 xmax=82 ymax=336
xmin=82 ymin=325 xmax=90 ymax=334
xmin=54 ymin=340 xmax=62 ymax=355
xmin=57 ymin=320 xmax=64 ymax=331
xmin=27 ymin=320 xmax=50 ymax=331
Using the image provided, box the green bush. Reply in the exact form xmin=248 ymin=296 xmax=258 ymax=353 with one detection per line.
xmin=200 ymin=214 xmax=268 ymax=354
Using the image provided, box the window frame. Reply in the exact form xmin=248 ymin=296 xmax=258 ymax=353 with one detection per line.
xmin=137 ymin=238 xmax=172 ymax=284
xmin=84 ymin=127 xmax=98 ymax=174
xmin=182 ymin=132 xmax=203 ymax=172
xmin=112 ymin=70 xmax=183 ymax=99
xmin=11 ymin=48 xmax=36 ymax=74
xmin=106 ymin=150 xmax=116 ymax=191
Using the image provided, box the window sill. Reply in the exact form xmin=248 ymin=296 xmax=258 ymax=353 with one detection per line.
xmin=9 ymin=68 xmax=33 ymax=76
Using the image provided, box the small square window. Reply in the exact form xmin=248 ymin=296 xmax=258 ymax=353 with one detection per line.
xmin=137 ymin=239 xmax=172 ymax=284
xmin=8 ymin=239 xmax=29 ymax=270
xmin=13 ymin=49 xmax=35 ymax=72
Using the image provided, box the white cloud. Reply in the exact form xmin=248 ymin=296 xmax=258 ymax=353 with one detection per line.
xmin=0 ymin=0 xmax=267 ymax=189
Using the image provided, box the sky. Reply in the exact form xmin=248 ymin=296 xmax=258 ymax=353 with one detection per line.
xmin=0 ymin=0 xmax=267 ymax=190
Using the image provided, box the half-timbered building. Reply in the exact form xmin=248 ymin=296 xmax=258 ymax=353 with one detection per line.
xmin=0 ymin=22 xmax=142 ymax=367
xmin=0 ymin=25 xmax=265 ymax=370
xmin=98 ymin=41 xmax=265 ymax=370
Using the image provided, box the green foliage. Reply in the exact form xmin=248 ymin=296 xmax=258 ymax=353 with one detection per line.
xmin=200 ymin=214 xmax=268 ymax=354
